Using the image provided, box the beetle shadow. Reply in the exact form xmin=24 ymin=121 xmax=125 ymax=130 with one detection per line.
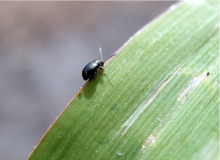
xmin=83 ymin=71 xmax=114 ymax=99
xmin=83 ymin=73 xmax=106 ymax=99
xmin=83 ymin=80 xmax=98 ymax=99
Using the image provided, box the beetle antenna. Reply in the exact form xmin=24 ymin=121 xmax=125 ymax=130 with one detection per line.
xmin=99 ymin=47 xmax=104 ymax=62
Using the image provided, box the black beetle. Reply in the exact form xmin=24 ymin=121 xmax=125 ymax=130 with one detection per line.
xmin=82 ymin=48 xmax=115 ymax=81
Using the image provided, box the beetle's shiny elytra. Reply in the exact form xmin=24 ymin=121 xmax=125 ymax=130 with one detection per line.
xmin=82 ymin=59 xmax=104 ymax=81
xmin=82 ymin=48 xmax=115 ymax=81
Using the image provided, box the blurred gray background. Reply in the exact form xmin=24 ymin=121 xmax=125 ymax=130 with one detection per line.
xmin=0 ymin=2 xmax=176 ymax=160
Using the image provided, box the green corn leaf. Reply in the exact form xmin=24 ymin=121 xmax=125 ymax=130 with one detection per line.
xmin=28 ymin=1 xmax=219 ymax=160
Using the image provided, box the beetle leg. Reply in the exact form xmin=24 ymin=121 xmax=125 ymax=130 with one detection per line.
xmin=89 ymin=72 xmax=98 ymax=81
xmin=89 ymin=74 xmax=94 ymax=81
xmin=94 ymin=72 xmax=97 ymax=81
xmin=92 ymin=72 xmax=97 ymax=81
xmin=99 ymin=67 xmax=106 ymax=74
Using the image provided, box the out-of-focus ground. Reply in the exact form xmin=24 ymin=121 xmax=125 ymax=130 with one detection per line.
xmin=0 ymin=2 xmax=176 ymax=160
